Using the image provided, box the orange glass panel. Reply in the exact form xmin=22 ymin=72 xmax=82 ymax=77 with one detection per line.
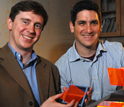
xmin=61 ymin=85 xmax=86 ymax=103
xmin=108 ymin=68 xmax=124 ymax=86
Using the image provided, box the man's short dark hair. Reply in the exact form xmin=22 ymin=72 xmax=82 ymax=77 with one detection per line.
xmin=70 ymin=0 xmax=101 ymax=26
xmin=9 ymin=0 xmax=48 ymax=30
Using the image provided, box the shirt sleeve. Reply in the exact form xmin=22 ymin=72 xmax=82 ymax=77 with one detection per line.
xmin=55 ymin=56 xmax=71 ymax=92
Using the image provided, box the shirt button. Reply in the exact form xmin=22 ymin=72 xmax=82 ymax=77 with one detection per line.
xmin=96 ymin=92 xmax=99 ymax=94
xmin=81 ymin=59 xmax=84 ymax=61
xmin=29 ymin=101 xmax=33 ymax=106
xmin=94 ymin=77 xmax=96 ymax=80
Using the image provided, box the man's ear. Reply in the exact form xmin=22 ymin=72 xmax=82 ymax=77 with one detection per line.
xmin=7 ymin=17 xmax=12 ymax=31
xmin=69 ymin=21 xmax=74 ymax=33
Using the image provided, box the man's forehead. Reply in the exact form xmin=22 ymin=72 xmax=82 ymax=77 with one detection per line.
xmin=15 ymin=11 xmax=44 ymax=21
xmin=76 ymin=10 xmax=99 ymax=21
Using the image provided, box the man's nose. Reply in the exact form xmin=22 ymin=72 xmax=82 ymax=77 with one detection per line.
xmin=27 ymin=25 xmax=35 ymax=33
xmin=86 ymin=24 xmax=93 ymax=33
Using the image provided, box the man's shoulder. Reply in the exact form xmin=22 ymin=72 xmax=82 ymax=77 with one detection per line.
xmin=102 ymin=40 xmax=123 ymax=50
xmin=37 ymin=55 xmax=59 ymax=73
xmin=101 ymin=40 xmax=124 ymax=58
xmin=37 ymin=55 xmax=54 ymax=66
xmin=104 ymin=40 xmax=123 ymax=46
xmin=0 ymin=43 xmax=12 ymax=58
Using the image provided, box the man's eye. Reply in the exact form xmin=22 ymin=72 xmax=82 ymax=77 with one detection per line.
xmin=23 ymin=21 xmax=28 ymax=24
xmin=91 ymin=21 xmax=98 ymax=25
xmin=78 ymin=21 xmax=86 ymax=25
xmin=35 ymin=24 xmax=42 ymax=29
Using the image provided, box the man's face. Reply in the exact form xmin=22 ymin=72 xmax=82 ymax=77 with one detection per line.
xmin=70 ymin=10 xmax=102 ymax=49
xmin=7 ymin=11 xmax=44 ymax=52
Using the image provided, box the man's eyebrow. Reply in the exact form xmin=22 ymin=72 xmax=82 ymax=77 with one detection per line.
xmin=20 ymin=18 xmax=43 ymax=25
xmin=90 ymin=20 xmax=99 ymax=24
xmin=35 ymin=22 xmax=42 ymax=25
xmin=91 ymin=20 xmax=98 ymax=22
xmin=20 ymin=18 xmax=31 ymax=21
xmin=77 ymin=20 xmax=86 ymax=23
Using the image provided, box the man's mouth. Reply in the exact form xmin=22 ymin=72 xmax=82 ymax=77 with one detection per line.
xmin=22 ymin=34 xmax=32 ymax=40
xmin=83 ymin=35 xmax=93 ymax=37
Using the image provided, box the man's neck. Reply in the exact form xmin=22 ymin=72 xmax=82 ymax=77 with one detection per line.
xmin=8 ymin=42 xmax=32 ymax=65
xmin=79 ymin=48 xmax=96 ymax=58
xmin=75 ymin=43 xmax=97 ymax=58
xmin=20 ymin=52 xmax=32 ymax=66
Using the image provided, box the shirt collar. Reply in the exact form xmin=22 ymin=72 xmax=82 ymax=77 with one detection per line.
xmin=96 ymin=39 xmax=107 ymax=56
xmin=69 ymin=41 xmax=81 ymax=62
xmin=8 ymin=43 xmax=37 ymax=63
xmin=69 ymin=40 xmax=107 ymax=62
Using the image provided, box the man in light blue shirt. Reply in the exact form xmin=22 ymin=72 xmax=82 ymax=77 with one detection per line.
xmin=55 ymin=0 xmax=124 ymax=101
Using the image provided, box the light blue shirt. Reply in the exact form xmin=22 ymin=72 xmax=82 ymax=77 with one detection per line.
xmin=55 ymin=40 xmax=124 ymax=100
xmin=8 ymin=43 xmax=40 ymax=105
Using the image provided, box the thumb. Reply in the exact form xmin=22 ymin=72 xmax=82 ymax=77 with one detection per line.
xmin=120 ymin=67 xmax=124 ymax=72
xmin=51 ymin=93 xmax=63 ymax=100
xmin=66 ymin=100 xmax=79 ymax=107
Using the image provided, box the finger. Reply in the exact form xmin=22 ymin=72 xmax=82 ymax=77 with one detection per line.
xmin=87 ymin=91 xmax=91 ymax=100
xmin=74 ymin=101 xmax=79 ymax=107
xmin=63 ymin=87 xmax=67 ymax=92
xmin=87 ymin=87 xmax=92 ymax=101
xmin=89 ymin=87 xmax=92 ymax=93
xmin=85 ymin=87 xmax=92 ymax=105
xmin=85 ymin=99 xmax=89 ymax=105
xmin=66 ymin=100 xmax=76 ymax=107
xmin=120 ymin=67 xmax=124 ymax=71
xmin=50 ymin=93 xmax=63 ymax=100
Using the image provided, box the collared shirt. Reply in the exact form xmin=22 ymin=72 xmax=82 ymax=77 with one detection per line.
xmin=8 ymin=43 xmax=40 ymax=105
xmin=55 ymin=40 xmax=124 ymax=100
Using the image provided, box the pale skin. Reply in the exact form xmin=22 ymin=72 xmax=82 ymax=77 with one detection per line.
xmin=41 ymin=93 xmax=79 ymax=107
xmin=70 ymin=10 xmax=102 ymax=58
xmin=7 ymin=11 xmax=79 ymax=107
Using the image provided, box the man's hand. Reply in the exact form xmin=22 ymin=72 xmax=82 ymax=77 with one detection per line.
xmin=40 ymin=93 xmax=78 ymax=107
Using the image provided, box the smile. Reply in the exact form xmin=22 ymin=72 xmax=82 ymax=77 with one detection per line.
xmin=22 ymin=34 xmax=32 ymax=40
xmin=83 ymin=35 xmax=93 ymax=37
